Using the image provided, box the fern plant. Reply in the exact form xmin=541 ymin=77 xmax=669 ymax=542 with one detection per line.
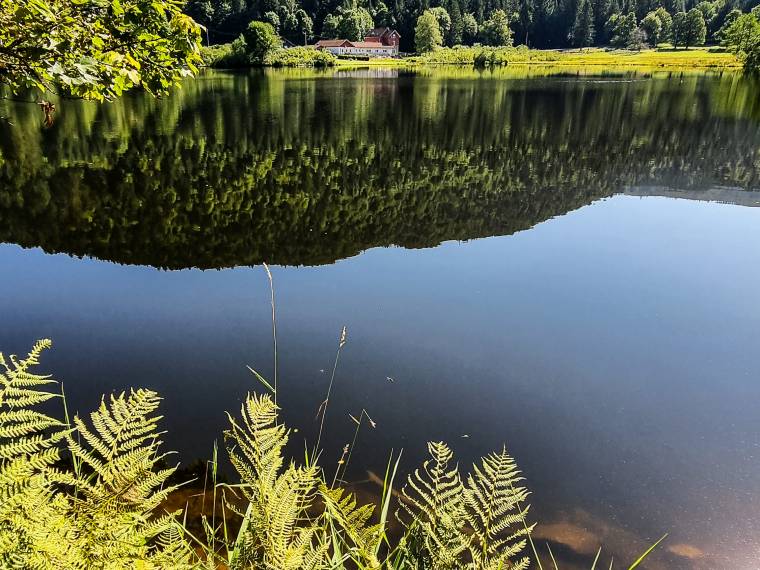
xmin=0 ymin=339 xmax=73 ymax=568
xmin=463 ymin=447 xmax=533 ymax=570
xmin=1 ymin=341 xmax=667 ymax=570
xmin=398 ymin=441 xmax=470 ymax=569
xmin=64 ymin=389 xmax=194 ymax=567
xmin=0 ymin=340 xmax=193 ymax=569
xmin=222 ymin=392 xmax=383 ymax=570
xmin=398 ymin=441 xmax=533 ymax=570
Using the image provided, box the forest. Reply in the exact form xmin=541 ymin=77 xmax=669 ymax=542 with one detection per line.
xmin=1 ymin=70 xmax=758 ymax=269
xmin=184 ymin=0 xmax=760 ymax=51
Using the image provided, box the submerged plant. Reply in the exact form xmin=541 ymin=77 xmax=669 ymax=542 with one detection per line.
xmin=0 ymin=341 xmax=665 ymax=569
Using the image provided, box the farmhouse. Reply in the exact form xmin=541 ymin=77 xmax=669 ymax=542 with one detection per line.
xmin=314 ymin=28 xmax=401 ymax=57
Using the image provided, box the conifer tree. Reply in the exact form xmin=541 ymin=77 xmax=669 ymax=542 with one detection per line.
xmin=518 ymin=0 xmax=536 ymax=44
xmin=572 ymin=0 xmax=596 ymax=45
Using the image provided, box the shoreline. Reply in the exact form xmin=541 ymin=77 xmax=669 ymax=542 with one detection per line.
xmin=333 ymin=47 xmax=742 ymax=70
xmin=202 ymin=45 xmax=744 ymax=72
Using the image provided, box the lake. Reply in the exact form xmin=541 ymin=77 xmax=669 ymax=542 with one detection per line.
xmin=1 ymin=67 xmax=759 ymax=569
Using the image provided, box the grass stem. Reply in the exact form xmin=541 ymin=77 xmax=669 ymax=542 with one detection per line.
xmin=313 ymin=325 xmax=347 ymax=457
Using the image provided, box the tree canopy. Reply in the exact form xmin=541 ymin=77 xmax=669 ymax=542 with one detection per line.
xmin=673 ymin=8 xmax=707 ymax=47
xmin=0 ymin=0 xmax=202 ymax=100
xmin=721 ymin=11 xmax=760 ymax=72
xmin=480 ymin=9 xmax=514 ymax=45
xmin=178 ymin=0 xmax=760 ymax=56
xmin=415 ymin=10 xmax=444 ymax=52
xmin=572 ymin=0 xmax=595 ymax=47
xmin=243 ymin=20 xmax=282 ymax=63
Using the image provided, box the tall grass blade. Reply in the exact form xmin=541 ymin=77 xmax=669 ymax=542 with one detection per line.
xmin=314 ymin=325 xmax=347 ymax=456
xmin=262 ymin=262 xmax=278 ymax=405
xmin=628 ymin=533 xmax=668 ymax=569
xmin=547 ymin=543 xmax=559 ymax=570
xmin=246 ymin=365 xmax=275 ymax=394
xmin=590 ymin=546 xmax=602 ymax=570
xmin=374 ymin=449 xmax=402 ymax=557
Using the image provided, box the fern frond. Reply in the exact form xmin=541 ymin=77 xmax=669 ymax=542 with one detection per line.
xmin=0 ymin=341 xmax=81 ymax=570
xmin=464 ymin=445 xmax=534 ymax=568
xmin=149 ymin=522 xmax=196 ymax=569
xmin=226 ymin=393 xmax=325 ymax=570
xmin=299 ymin=530 xmax=331 ymax=570
xmin=399 ymin=441 xmax=469 ymax=569
xmin=0 ymin=409 xmax=63 ymax=439
xmin=63 ymin=388 xmax=188 ymax=566
xmin=225 ymin=393 xmax=288 ymax=496
xmin=321 ymin=484 xmax=382 ymax=566
xmin=0 ymin=341 xmax=76 ymax=570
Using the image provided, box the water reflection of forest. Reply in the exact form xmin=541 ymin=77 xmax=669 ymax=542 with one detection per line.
xmin=1 ymin=70 xmax=759 ymax=269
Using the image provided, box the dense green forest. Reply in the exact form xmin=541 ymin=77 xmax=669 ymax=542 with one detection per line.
xmin=184 ymin=0 xmax=760 ymax=50
xmin=1 ymin=69 xmax=759 ymax=269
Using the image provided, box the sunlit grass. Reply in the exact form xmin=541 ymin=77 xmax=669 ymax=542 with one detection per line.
xmin=417 ymin=45 xmax=742 ymax=69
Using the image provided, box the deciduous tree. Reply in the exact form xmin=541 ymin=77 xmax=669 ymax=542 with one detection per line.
xmin=243 ymin=20 xmax=282 ymax=64
xmin=462 ymin=12 xmax=479 ymax=42
xmin=0 ymin=0 xmax=202 ymax=101
xmin=336 ymin=7 xmax=374 ymax=40
xmin=627 ymin=25 xmax=648 ymax=48
xmin=480 ymin=9 xmax=514 ymax=45
xmin=641 ymin=10 xmax=663 ymax=44
xmin=673 ymin=8 xmax=706 ymax=47
xmin=720 ymin=11 xmax=760 ymax=73
xmin=606 ymin=11 xmax=637 ymax=46
xmin=415 ymin=10 xmax=444 ymax=52
xmin=429 ymin=7 xmax=453 ymax=38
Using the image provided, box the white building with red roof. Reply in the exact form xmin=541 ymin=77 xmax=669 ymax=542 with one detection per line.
xmin=314 ymin=28 xmax=401 ymax=57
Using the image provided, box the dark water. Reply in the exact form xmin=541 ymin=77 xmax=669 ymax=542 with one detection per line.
xmin=2 ymin=68 xmax=760 ymax=568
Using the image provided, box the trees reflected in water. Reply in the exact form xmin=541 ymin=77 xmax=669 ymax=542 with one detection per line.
xmin=1 ymin=69 xmax=759 ymax=269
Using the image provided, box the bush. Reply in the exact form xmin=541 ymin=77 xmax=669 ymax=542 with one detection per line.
xmin=202 ymin=42 xmax=335 ymax=68
xmin=243 ymin=20 xmax=282 ymax=65
xmin=421 ymin=45 xmax=562 ymax=66
xmin=267 ymin=47 xmax=336 ymax=67
xmin=200 ymin=37 xmax=248 ymax=68
xmin=420 ymin=45 xmax=480 ymax=64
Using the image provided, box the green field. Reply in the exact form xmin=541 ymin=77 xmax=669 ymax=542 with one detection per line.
xmin=335 ymin=46 xmax=742 ymax=70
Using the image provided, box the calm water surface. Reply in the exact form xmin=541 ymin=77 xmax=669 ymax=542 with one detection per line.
xmin=2 ymin=68 xmax=760 ymax=569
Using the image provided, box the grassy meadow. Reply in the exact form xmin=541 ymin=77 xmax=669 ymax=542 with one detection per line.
xmin=202 ymin=42 xmax=742 ymax=71
xmin=383 ymin=46 xmax=740 ymax=70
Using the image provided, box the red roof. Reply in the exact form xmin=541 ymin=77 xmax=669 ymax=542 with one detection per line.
xmin=315 ymin=39 xmax=395 ymax=50
xmin=366 ymin=27 xmax=401 ymax=38
xmin=315 ymin=39 xmax=352 ymax=47
xmin=351 ymin=41 xmax=388 ymax=48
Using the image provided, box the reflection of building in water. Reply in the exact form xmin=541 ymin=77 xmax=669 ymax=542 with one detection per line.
xmin=334 ymin=68 xmax=400 ymax=79
xmin=314 ymin=27 xmax=401 ymax=57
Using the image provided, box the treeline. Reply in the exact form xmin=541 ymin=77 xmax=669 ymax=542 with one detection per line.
xmin=184 ymin=0 xmax=760 ymax=50
xmin=1 ymin=69 xmax=758 ymax=269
